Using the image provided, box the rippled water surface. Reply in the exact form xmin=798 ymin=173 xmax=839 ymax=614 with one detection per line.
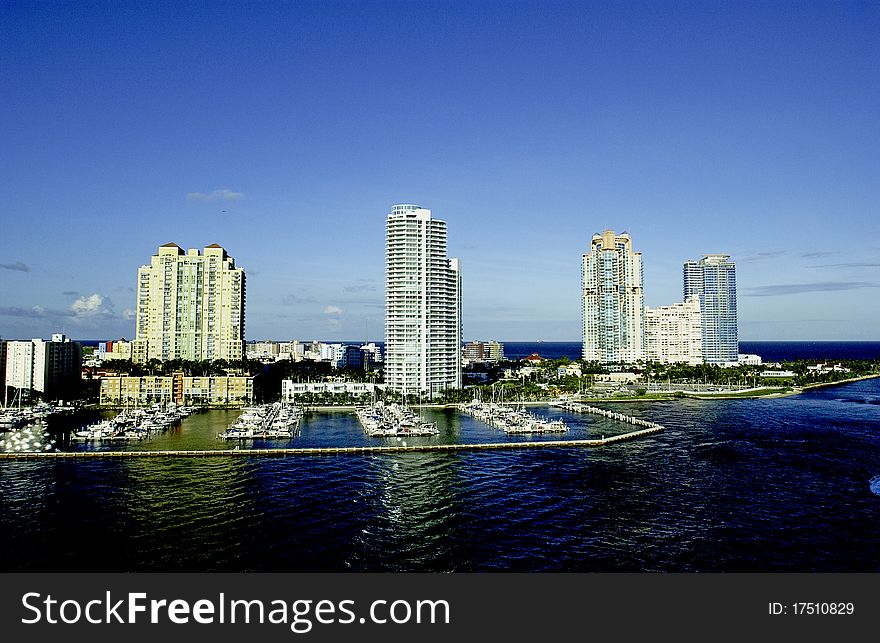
xmin=2 ymin=379 xmax=880 ymax=571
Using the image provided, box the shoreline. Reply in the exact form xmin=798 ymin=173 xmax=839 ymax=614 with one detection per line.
xmin=567 ymin=373 xmax=880 ymax=403
xmin=798 ymin=373 xmax=880 ymax=391
xmin=47 ymin=373 xmax=880 ymax=415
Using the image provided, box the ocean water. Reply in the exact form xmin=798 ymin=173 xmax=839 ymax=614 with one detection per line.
xmin=2 ymin=377 xmax=880 ymax=572
xmin=738 ymin=341 xmax=880 ymax=362
xmin=503 ymin=341 xmax=880 ymax=362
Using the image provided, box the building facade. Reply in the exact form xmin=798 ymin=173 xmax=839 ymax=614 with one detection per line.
xmin=4 ymin=334 xmax=82 ymax=401
xmin=683 ymin=254 xmax=738 ymax=364
xmin=99 ymin=374 xmax=254 ymax=406
xmin=360 ymin=343 xmax=383 ymax=368
xmin=385 ymin=204 xmax=462 ymax=397
xmin=132 ymin=243 xmax=245 ymax=363
xmin=281 ymin=380 xmax=383 ymax=402
xmin=0 ymin=339 xmax=6 ymax=394
xmin=335 ymin=345 xmax=364 ymax=370
xmin=582 ymin=230 xmax=644 ymax=364
xmin=280 ymin=341 xmax=305 ymax=361
xmin=4 ymin=340 xmax=34 ymax=393
xmin=644 ymin=297 xmax=703 ymax=365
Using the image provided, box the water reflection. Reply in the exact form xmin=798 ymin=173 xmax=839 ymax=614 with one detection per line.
xmin=351 ymin=412 xmax=467 ymax=570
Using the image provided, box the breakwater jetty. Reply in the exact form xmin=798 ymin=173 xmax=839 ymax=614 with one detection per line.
xmin=0 ymin=425 xmax=662 ymax=460
xmin=551 ymin=400 xmax=664 ymax=430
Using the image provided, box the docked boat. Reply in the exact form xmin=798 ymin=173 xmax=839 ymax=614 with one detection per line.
xmin=70 ymin=403 xmax=196 ymax=443
xmin=218 ymin=402 xmax=303 ymax=440
xmin=356 ymin=402 xmax=440 ymax=438
xmin=460 ymin=400 xmax=569 ymax=435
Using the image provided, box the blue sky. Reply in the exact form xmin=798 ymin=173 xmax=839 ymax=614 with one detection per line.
xmin=1 ymin=0 xmax=878 ymax=342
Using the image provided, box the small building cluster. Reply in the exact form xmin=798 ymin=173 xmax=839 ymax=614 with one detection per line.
xmin=462 ymin=340 xmax=505 ymax=365
xmin=246 ymin=340 xmax=382 ymax=370
xmin=2 ymin=334 xmax=82 ymax=403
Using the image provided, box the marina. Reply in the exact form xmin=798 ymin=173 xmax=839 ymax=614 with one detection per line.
xmin=0 ymin=401 xmax=659 ymax=454
xmin=0 ymin=425 xmax=662 ymax=459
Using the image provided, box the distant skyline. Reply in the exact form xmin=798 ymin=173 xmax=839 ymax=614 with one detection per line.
xmin=1 ymin=1 xmax=878 ymax=342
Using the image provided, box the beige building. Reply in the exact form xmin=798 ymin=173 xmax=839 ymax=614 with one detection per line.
xmin=100 ymin=374 xmax=254 ymax=406
xmin=132 ymin=243 xmax=245 ymax=363
xmin=644 ymin=297 xmax=703 ymax=365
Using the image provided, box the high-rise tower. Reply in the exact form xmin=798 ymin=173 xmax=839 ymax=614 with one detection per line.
xmin=582 ymin=230 xmax=644 ymax=364
xmin=132 ymin=243 xmax=245 ymax=363
xmin=385 ymin=204 xmax=461 ymax=397
xmin=683 ymin=254 xmax=738 ymax=364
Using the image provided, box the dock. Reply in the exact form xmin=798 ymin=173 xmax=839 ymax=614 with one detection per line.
xmin=551 ymin=400 xmax=663 ymax=430
xmin=0 ymin=425 xmax=663 ymax=460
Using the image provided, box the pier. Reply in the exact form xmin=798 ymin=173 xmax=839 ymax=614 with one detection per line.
xmin=551 ymin=400 xmax=664 ymax=430
xmin=0 ymin=425 xmax=662 ymax=459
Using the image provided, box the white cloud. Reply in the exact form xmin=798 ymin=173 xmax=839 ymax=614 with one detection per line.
xmin=323 ymin=305 xmax=342 ymax=315
xmin=122 ymin=308 xmax=135 ymax=320
xmin=70 ymin=293 xmax=116 ymax=319
xmin=186 ymin=189 xmax=245 ymax=202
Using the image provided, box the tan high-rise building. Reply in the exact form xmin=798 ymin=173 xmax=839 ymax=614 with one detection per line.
xmin=132 ymin=243 xmax=245 ymax=363
xmin=582 ymin=230 xmax=644 ymax=364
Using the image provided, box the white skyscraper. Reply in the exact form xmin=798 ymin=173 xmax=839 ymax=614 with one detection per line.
xmin=582 ymin=230 xmax=644 ymax=364
xmin=385 ymin=204 xmax=462 ymax=397
xmin=132 ymin=243 xmax=246 ymax=363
